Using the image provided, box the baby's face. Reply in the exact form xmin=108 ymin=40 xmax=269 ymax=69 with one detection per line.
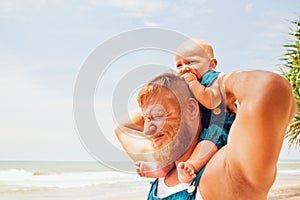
xmin=175 ymin=43 xmax=213 ymax=80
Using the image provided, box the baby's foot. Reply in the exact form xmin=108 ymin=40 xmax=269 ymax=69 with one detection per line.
xmin=177 ymin=161 xmax=196 ymax=183
xmin=136 ymin=161 xmax=174 ymax=178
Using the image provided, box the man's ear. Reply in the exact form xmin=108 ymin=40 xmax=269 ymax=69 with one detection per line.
xmin=186 ymin=98 xmax=199 ymax=120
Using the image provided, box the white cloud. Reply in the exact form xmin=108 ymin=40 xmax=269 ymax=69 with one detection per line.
xmin=253 ymin=10 xmax=295 ymax=55
xmin=144 ymin=21 xmax=161 ymax=27
xmin=87 ymin=0 xmax=211 ymax=19
xmin=89 ymin=0 xmax=166 ymax=17
xmin=245 ymin=3 xmax=253 ymax=13
xmin=164 ymin=0 xmax=211 ymax=19
xmin=0 ymin=0 xmax=211 ymax=24
xmin=0 ymin=0 xmax=48 ymax=20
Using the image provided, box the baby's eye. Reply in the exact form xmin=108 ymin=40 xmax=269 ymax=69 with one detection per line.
xmin=176 ymin=63 xmax=182 ymax=69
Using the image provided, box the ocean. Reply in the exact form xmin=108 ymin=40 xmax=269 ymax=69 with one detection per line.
xmin=0 ymin=161 xmax=150 ymax=200
xmin=276 ymin=161 xmax=300 ymax=182
xmin=0 ymin=160 xmax=299 ymax=200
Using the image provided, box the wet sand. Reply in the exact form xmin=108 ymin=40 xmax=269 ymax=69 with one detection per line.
xmin=268 ymin=180 xmax=300 ymax=200
xmin=113 ymin=180 xmax=300 ymax=200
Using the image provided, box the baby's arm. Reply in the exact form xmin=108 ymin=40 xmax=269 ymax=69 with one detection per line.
xmin=181 ymin=73 xmax=221 ymax=109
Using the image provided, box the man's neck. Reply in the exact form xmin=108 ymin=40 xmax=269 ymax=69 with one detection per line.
xmin=164 ymin=166 xmax=180 ymax=186
xmin=163 ymin=134 xmax=199 ymax=186
xmin=175 ymin=131 xmax=199 ymax=166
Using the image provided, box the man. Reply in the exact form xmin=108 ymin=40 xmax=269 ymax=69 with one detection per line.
xmin=115 ymin=70 xmax=296 ymax=199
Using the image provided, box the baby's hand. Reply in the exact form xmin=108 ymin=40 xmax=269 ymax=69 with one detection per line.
xmin=181 ymin=72 xmax=197 ymax=83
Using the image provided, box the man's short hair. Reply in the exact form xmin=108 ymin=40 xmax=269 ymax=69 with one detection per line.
xmin=137 ymin=72 xmax=194 ymax=109
xmin=137 ymin=72 xmax=212 ymax=129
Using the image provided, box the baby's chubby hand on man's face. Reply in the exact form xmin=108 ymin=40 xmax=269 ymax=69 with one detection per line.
xmin=181 ymin=72 xmax=197 ymax=83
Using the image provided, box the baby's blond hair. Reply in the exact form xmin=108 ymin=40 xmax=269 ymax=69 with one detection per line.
xmin=191 ymin=38 xmax=215 ymax=58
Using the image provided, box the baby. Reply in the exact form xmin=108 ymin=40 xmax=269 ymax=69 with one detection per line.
xmin=175 ymin=38 xmax=236 ymax=182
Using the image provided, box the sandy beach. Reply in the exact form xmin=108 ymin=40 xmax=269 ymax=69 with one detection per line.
xmin=268 ymin=180 xmax=300 ymax=200
xmin=112 ymin=180 xmax=300 ymax=200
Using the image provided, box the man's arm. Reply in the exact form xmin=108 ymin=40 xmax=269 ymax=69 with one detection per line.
xmin=115 ymin=111 xmax=153 ymax=162
xmin=200 ymin=70 xmax=296 ymax=199
xmin=222 ymin=70 xmax=296 ymax=187
xmin=120 ymin=109 xmax=145 ymax=131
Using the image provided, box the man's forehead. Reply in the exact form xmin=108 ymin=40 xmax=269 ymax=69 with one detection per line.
xmin=142 ymin=103 xmax=165 ymax=113
xmin=148 ymin=87 xmax=175 ymax=100
xmin=142 ymin=93 xmax=179 ymax=111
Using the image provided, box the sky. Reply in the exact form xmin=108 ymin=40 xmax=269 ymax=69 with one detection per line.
xmin=0 ymin=0 xmax=299 ymax=161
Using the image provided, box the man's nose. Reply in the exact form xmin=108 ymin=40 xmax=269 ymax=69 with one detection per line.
xmin=143 ymin=119 xmax=164 ymax=136
xmin=144 ymin=123 xmax=157 ymax=136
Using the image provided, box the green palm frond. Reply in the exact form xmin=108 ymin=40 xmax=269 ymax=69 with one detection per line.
xmin=280 ymin=15 xmax=300 ymax=148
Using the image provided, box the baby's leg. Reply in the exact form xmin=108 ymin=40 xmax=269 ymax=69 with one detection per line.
xmin=136 ymin=161 xmax=174 ymax=178
xmin=177 ymin=161 xmax=196 ymax=183
xmin=178 ymin=140 xmax=218 ymax=183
